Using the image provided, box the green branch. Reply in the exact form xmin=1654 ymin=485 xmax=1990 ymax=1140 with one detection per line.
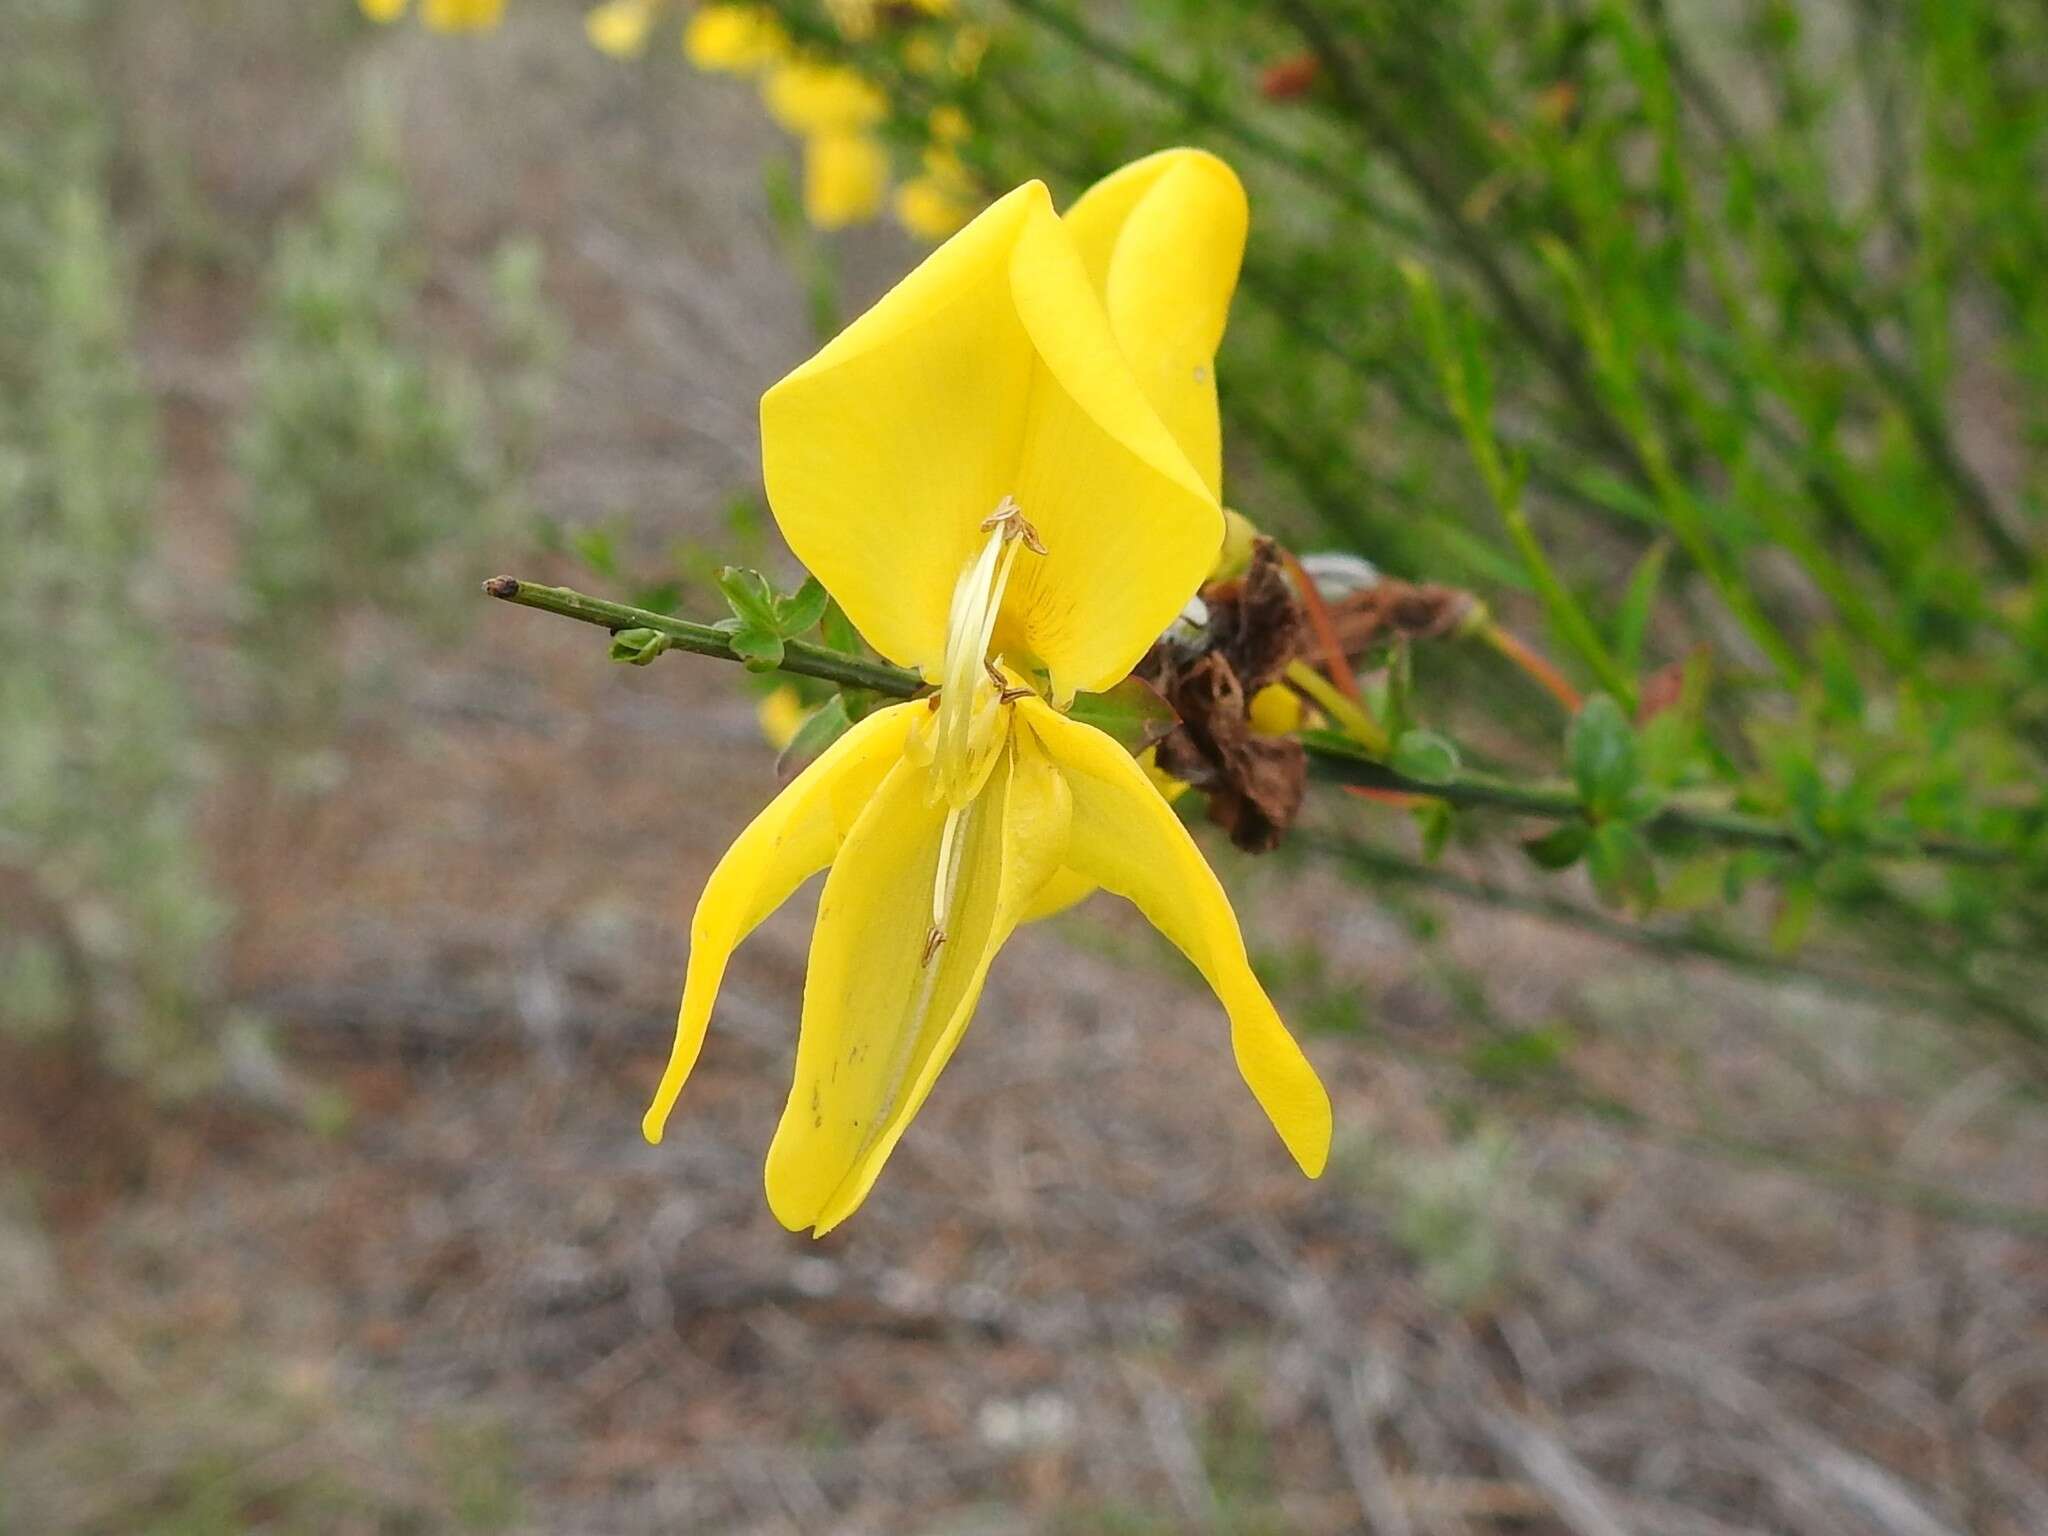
xmin=483 ymin=575 xmax=916 ymax=695
xmin=484 ymin=574 xmax=2010 ymax=868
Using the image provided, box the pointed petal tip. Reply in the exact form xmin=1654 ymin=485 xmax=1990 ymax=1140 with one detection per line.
xmin=1293 ymin=1127 xmax=1332 ymax=1180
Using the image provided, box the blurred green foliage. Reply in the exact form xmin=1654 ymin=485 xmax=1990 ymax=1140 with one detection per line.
xmin=234 ymin=89 xmax=558 ymax=743
xmin=0 ymin=0 xmax=222 ymax=1083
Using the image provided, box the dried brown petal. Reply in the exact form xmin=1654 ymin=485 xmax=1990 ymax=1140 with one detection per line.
xmin=1326 ymin=578 xmax=1478 ymax=653
xmin=1150 ymin=652 xmax=1306 ymax=853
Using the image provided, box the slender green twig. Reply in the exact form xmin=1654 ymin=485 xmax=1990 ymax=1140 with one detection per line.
xmin=1311 ymin=834 xmax=2027 ymax=1024
xmin=485 ymin=574 xmax=2012 ymax=869
xmin=481 ymin=576 xmax=916 ymax=695
xmin=1637 ymin=0 xmax=2031 ymax=577
xmin=995 ymin=0 xmax=1433 ymax=247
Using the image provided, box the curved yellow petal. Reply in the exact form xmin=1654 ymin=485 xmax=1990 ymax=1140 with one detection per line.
xmin=761 ymin=179 xmax=1220 ymax=701
xmin=1017 ymin=747 xmax=1187 ymax=922
xmin=1019 ymin=864 xmax=1095 ymax=922
xmin=802 ymin=130 xmax=889 ymax=230
xmin=765 ymin=730 xmax=1071 ymax=1234
xmin=1020 ymin=700 xmax=1331 ymax=1176
xmin=997 ymin=200 xmax=1223 ymax=698
xmin=1063 ymin=149 xmax=1248 ymax=499
xmin=643 ymin=702 xmax=919 ymax=1145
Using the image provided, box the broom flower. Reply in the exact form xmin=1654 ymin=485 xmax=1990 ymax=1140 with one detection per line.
xmin=644 ymin=158 xmax=1331 ymax=1234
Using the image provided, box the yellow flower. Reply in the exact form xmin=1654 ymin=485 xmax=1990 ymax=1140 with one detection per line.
xmin=895 ymin=175 xmax=976 ymax=241
xmin=894 ymin=147 xmax=978 ymax=241
xmin=948 ymin=22 xmax=989 ymax=76
xmin=824 ymin=0 xmax=877 ymax=41
xmin=683 ymin=2 xmax=790 ymax=75
xmin=359 ymin=0 xmax=410 ymax=20
xmin=928 ymin=103 xmax=971 ymax=145
xmin=586 ymin=0 xmax=662 ymax=57
xmin=644 ymin=167 xmax=1330 ymax=1233
xmin=761 ymin=61 xmax=887 ymax=135
xmin=757 ymin=685 xmax=807 ymax=752
xmin=421 ymin=0 xmax=506 ymax=29
xmin=803 ymin=129 xmax=890 ymax=229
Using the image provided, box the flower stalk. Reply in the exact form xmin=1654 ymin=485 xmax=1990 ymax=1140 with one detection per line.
xmin=482 ymin=573 xmax=2010 ymax=869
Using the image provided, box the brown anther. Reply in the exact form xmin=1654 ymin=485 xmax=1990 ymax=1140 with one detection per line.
xmin=920 ymin=926 xmax=947 ymax=967
xmin=980 ymin=495 xmax=1048 ymax=556
xmin=999 ymin=685 xmax=1033 ymax=704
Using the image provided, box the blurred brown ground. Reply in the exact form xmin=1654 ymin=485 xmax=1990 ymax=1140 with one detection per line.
xmin=4 ymin=5 xmax=2047 ymax=1533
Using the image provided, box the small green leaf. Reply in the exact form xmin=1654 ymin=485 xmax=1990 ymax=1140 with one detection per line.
xmin=1066 ymin=676 xmax=1178 ymax=753
xmin=1569 ymin=693 xmax=1639 ymax=817
xmin=1417 ymin=801 xmax=1454 ymax=862
xmin=727 ymin=624 xmax=785 ymax=672
xmin=1522 ymin=822 xmax=1589 ymax=871
xmin=1390 ymin=728 xmax=1460 ymax=786
xmin=1615 ymin=538 xmax=1669 ymax=674
xmin=608 ymin=627 xmax=670 ymax=666
xmin=716 ymin=565 xmax=778 ymax=630
xmin=777 ymin=694 xmax=852 ymax=775
xmin=774 ymin=575 xmax=830 ymax=638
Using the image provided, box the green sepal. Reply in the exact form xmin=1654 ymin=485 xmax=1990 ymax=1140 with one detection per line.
xmin=608 ymin=626 xmax=671 ymax=666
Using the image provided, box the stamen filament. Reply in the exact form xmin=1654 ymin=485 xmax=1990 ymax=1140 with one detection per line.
xmin=927 ymin=495 xmax=1044 ymax=808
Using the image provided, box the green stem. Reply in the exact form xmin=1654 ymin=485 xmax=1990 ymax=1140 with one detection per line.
xmin=484 ymin=575 xmax=2011 ymax=868
xmin=482 ymin=576 xmax=921 ymax=696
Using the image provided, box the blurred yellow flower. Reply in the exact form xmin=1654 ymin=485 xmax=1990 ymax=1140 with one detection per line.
xmin=585 ymin=0 xmax=661 ymax=57
xmin=361 ymin=0 xmax=507 ymax=25
xmin=894 ymin=145 xmax=978 ymax=241
xmin=803 ymin=129 xmax=889 ymax=229
xmin=757 ymin=685 xmax=807 ymax=752
xmin=683 ymin=2 xmax=790 ymax=75
xmin=761 ymin=62 xmax=887 ymax=134
xmin=949 ymin=23 xmax=989 ymax=75
xmin=894 ymin=172 xmax=976 ymax=241
xmin=645 ymin=171 xmax=1328 ymax=1232
xmin=824 ymin=0 xmax=878 ymax=42
xmin=422 ymin=0 xmax=506 ymax=30
xmin=929 ymin=103 xmax=971 ymax=145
